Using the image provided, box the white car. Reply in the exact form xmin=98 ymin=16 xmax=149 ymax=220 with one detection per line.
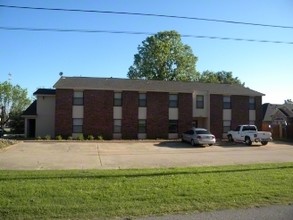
xmin=182 ymin=128 xmax=216 ymax=146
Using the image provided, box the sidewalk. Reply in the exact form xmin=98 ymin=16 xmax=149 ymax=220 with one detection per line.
xmin=136 ymin=204 xmax=293 ymax=220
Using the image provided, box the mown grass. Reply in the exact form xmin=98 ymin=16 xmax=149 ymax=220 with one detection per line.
xmin=0 ymin=163 xmax=293 ymax=219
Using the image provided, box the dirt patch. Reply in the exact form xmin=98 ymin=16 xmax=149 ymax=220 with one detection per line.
xmin=0 ymin=139 xmax=18 ymax=150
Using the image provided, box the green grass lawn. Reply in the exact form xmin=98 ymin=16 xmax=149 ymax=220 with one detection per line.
xmin=1 ymin=163 xmax=293 ymax=219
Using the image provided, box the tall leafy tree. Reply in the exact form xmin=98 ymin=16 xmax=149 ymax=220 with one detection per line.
xmin=199 ymin=70 xmax=244 ymax=85
xmin=128 ymin=30 xmax=199 ymax=81
xmin=0 ymin=81 xmax=31 ymax=132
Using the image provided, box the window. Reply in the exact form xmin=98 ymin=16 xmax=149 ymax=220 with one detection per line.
xmin=223 ymin=96 xmax=231 ymax=109
xmin=73 ymin=118 xmax=83 ymax=133
xmin=138 ymin=119 xmax=146 ymax=133
xmin=168 ymin=120 xmax=178 ymax=133
xmin=114 ymin=92 xmax=122 ymax=106
xmin=113 ymin=119 xmax=122 ymax=133
xmin=169 ymin=94 xmax=178 ymax=108
xmin=249 ymin=97 xmax=255 ymax=110
xmin=196 ymin=95 xmax=204 ymax=109
xmin=73 ymin=91 xmax=83 ymax=105
xmin=223 ymin=120 xmax=231 ymax=133
xmin=139 ymin=93 xmax=147 ymax=107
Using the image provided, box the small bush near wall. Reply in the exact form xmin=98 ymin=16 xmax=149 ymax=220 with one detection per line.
xmin=67 ymin=136 xmax=73 ymax=140
xmin=97 ymin=135 xmax=103 ymax=140
xmin=55 ymin=135 xmax=62 ymax=140
xmin=76 ymin=134 xmax=84 ymax=141
xmin=44 ymin=135 xmax=51 ymax=140
xmin=87 ymin=135 xmax=94 ymax=140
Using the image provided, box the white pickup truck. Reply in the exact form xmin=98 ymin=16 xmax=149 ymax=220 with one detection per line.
xmin=227 ymin=125 xmax=272 ymax=146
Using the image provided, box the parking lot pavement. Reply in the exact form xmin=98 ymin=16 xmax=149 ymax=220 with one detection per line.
xmin=0 ymin=141 xmax=101 ymax=170
xmin=0 ymin=141 xmax=292 ymax=170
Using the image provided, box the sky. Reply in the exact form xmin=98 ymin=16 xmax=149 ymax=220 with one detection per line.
xmin=0 ymin=0 xmax=292 ymax=104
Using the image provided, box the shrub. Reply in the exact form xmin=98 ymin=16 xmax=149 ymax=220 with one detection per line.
xmin=77 ymin=134 xmax=84 ymax=141
xmin=97 ymin=135 xmax=103 ymax=141
xmin=87 ymin=135 xmax=94 ymax=140
xmin=55 ymin=135 xmax=62 ymax=140
xmin=67 ymin=136 xmax=73 ymax=140
xmin=36 ymin=136 xmax=42 ymax=140
xmin=44 ymin=135 xmax=51 ymax=140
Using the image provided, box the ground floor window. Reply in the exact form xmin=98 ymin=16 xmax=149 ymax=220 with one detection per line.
xmin=73 ymin=118 xmax=83 ymax=133
xmin=168 ymin=120 xmax=178 ymax=133
xmin=223 ymin=120 xmax=231 ymax=133
xmin=114 ymin=119 xmax=122 ymax=133
xmin=138 ymin=119 xmax=146 ymax=133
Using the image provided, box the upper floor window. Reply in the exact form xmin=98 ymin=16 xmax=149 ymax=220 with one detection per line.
xmin=139 ymin=93 xmax=147 ymax=107
xmin=223 ymin=96 xmax=231 ymax=109
xmin=196 ymin=95 xmax=204 ymax=109
xmin=249 ymin=97 xmax=256 ymax=110
xmin=169 ymin=94 xmax=178 ymax=108
xmin=73 ymin=91 xmax=83 ymax=105
xmin=114 ymin=92 xmax=122 ymax=106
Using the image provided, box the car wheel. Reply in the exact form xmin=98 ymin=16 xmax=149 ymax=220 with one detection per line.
xmin=191 ymin=139 xmax=195 ymax=146
xmin=228 ymin=135 xmax=234 ymax=142
xmin=245 ymin=137 xmax=252 ymax=146
xmin=261 ymin=141 xmax=268 ymax=145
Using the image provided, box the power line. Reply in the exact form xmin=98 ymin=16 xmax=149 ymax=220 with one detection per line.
xmin=1 ymin=26 xmax=292 ymax=45
xmin=1 ymin=4 xmax=293 ymax=30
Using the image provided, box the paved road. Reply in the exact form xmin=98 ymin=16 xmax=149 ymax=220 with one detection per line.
xmin=0 ymin=140 xmax=292 ymax=170
xmin=136 ymin=204 xmax=293 ymax=220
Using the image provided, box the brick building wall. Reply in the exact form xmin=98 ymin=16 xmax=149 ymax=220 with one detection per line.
xmin=231 ymin=95 xmax=249 ymax=129
xmin=210 ymin=94 xmax=223 ymax=139
xmin=55 ymin=89 xmax=73 ymax=137
xmin=255 ymin=96 xmax=262 ymax=129
xmin=83 ymin=90 xmax=114 ymax=139
xmin=122 ymin=91 xmax=139 ymax=139
xmin=178 ymin=93 xmax=193 ymax=134
xmin=147 ymin=92 xmax=169 ymax=139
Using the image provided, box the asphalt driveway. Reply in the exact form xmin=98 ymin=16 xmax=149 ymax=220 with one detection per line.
xmin=0 ymin=140 xmax=292 ymax=170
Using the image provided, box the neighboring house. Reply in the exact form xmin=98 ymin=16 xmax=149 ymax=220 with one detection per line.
xmin=22 ymin=89 xmax=56 ymax=138
xmin=262 ymin=103 xmax=293 ymax=139
xmin=23 ymin=76 xmax=264 ymax=139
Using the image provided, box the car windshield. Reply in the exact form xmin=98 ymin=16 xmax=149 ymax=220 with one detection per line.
xmin=196 ymin=130 xmax=210 ymax=134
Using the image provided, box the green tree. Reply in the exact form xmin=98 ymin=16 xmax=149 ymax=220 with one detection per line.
xmin=0 ymin=81 xmax=31 ymax=133
xmin=128 ymin=30 xmax=199 ymax=81
xmin=199 ymin=70 xmax=244 ymax=85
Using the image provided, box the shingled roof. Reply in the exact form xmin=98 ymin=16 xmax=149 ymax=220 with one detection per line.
xmin=54 ymin=77 xmax=264 ymax=96
xmin=33 ymin=88 xmax=56 ymax=96
xmin=22 ymin=100 xmax=37 ymax=116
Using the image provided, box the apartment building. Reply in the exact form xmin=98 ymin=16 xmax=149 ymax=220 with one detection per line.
xmin=23 ymin=77 xmax=264 ymax=139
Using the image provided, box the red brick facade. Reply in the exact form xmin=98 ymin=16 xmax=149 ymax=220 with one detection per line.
xmin=147 ymin=92 xmax=169 ymax=139
xmin=83 ymin=90 xmax=114 ymax=140
xmin=178 ymin=93 xmax=193 ymax=134
xmin=231 ymin=95 xmax=249 ymax=129
xmin=122 ymin=91 xmax=139 ymax=139
xmin=55 ymin=89 xmax=73 ymax=137
xmin=54 ymin=88 xmax=263 ymax=140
